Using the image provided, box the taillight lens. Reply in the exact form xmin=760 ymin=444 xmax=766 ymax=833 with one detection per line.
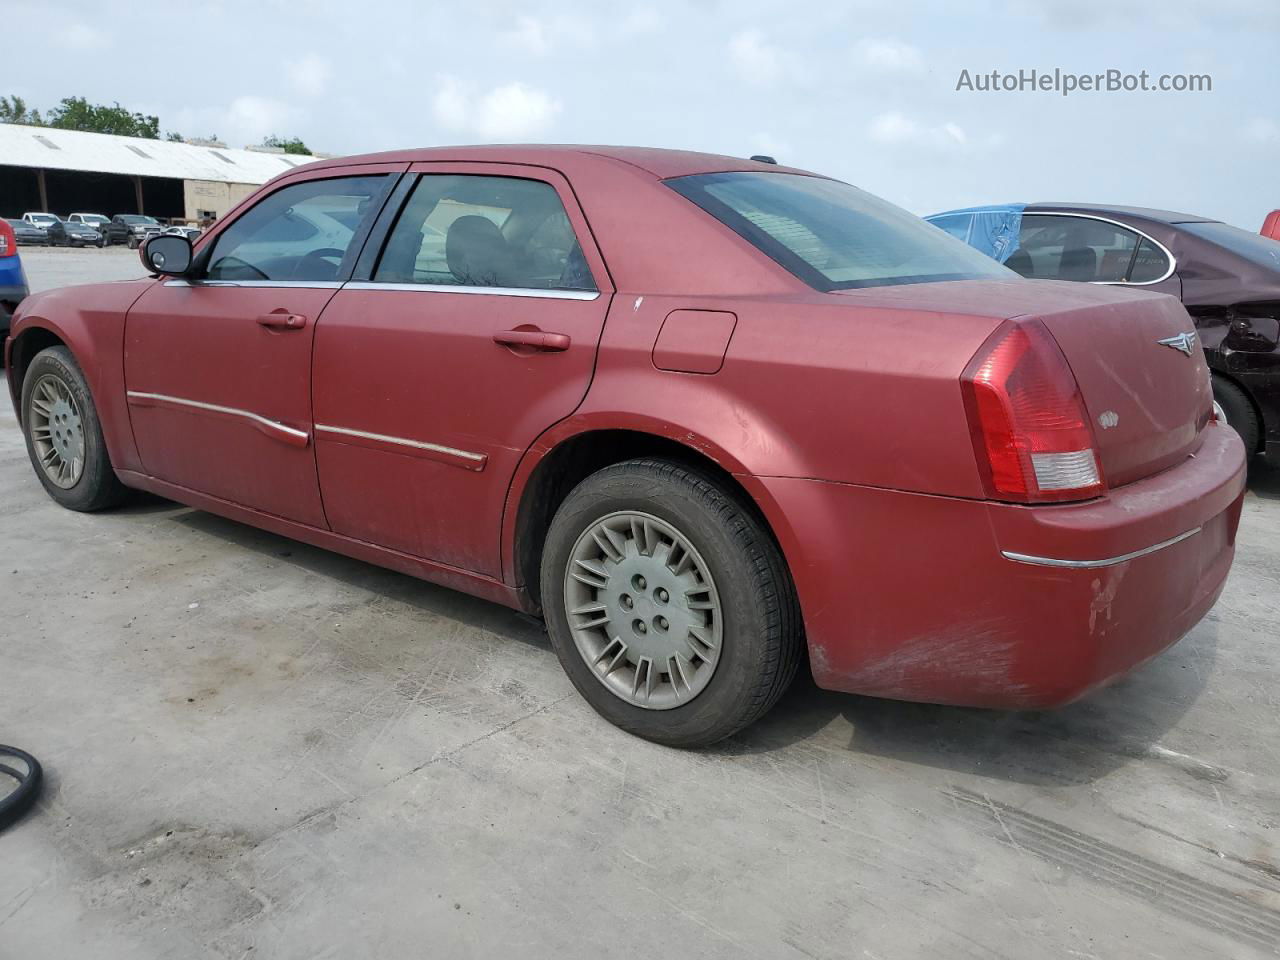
xmin=961 ymin=318 xmax=1104 ymax=503
xmin=0 ymin=220 xmax=13 ymax=257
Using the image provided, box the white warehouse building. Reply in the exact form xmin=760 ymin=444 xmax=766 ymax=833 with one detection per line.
xmin=0 ymin=123 xmax=329 ymax=223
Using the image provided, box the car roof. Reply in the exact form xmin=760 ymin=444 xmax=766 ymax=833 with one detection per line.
xmin=291 ymin=144 xmax=816 ymax=181
xmin=1028 ymin=202 xmax=1218 ymax=225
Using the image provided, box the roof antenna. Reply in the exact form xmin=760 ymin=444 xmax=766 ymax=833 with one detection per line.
xmin=749 ymin=154 xmax=778 ymax=164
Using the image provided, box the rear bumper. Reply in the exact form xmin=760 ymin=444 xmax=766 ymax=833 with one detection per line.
xmin=747 ymin=422 xmax=1247 ymax=709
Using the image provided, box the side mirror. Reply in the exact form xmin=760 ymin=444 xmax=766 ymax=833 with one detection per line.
xmin=141 ymin=234 xmax=193 ymax=276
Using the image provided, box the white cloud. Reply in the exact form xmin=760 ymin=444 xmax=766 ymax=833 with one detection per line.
xmin=287 ymin=54 xmax=331 ymax=97
xmin=855 ymin=38 xmax=923 ymax=72
xmin=173 ymin=96 xmax=299 ymax=147
xmin=499 ymin=14 xmax=596 ymax=56
xmin=748 ymin=132 xmax=793 ymax=161
xmin=432 ymin=76 xmax=562 ymax=140
xmin=869 ymin=111 xmax=969 ymax=149
xmin=1244 ymin=117 xmax=1280 ymax=143
xmin=63 ymin=21 xmax=110 ymax=50
xmin=728 ymin=30 xmax=783 ymax=86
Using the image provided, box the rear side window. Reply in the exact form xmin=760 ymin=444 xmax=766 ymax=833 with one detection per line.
xmin=206 ymin=175 xmax=388 ymax=282
xmin=373 ymin=174 xmax=595 ymax=291
xmin=1128 ymin=238 xmax=1172 ymax=283
xmin=1012 ymin=215 xmax=1141 ymax=282
xmin=667 ymin=172 xmax=1013 ymax=290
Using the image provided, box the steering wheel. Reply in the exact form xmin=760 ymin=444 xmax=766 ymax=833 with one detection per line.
xmin=209 ymin=255 xmax=269 ymax=281
xmin=292 ymin=247 xmax=346 ymax=280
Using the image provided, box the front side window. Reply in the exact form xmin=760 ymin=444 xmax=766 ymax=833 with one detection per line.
xmin=373 ymin=174 xmax=595 ymax=291
xmin=666 ymin=172 xmax=1013 ymax=290
xmin=206 ymin=175 xmax=388 ymax=282
xmin=1012 ymin=215 xmax=1140 ymax=282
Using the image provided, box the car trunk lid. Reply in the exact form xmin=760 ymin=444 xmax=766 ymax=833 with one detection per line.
xmin=830 ymin=278 xmax=1213 ymax=491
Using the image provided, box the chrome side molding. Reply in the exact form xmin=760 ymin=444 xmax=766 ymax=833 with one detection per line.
xmin=314 ymin=424 xmax=487 ymax=471
xmin=126 ymin=391 xmax=310 ymax=447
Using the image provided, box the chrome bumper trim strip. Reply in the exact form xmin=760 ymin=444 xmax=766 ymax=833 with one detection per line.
xmin=1001 ymin=527 xmax=1202 ymax=569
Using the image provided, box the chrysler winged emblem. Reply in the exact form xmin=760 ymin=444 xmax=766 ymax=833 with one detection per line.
xmin=1157 ymin=331 xmax=1198 ymax=356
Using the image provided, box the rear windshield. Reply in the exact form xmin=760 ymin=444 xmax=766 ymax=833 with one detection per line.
xmin=1180 ymin=221 xmax=1280 ymax=271
xmin=666 ymin=171 xmax=1016 ymax=290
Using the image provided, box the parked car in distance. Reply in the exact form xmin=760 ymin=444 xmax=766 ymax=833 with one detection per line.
xmin=5 ymin=147 xmax=1246 ymax=746
xmin=68 ymin=212 xmax=111 ymax=232
xmin=928 ymin=202 xmax=1280 ymax=458
xmin=7 ymin=218 xmax=48 ymax=246
xmin=21 ymin=212 xmax=59 ymax=230
xmin=0 ymin=218 xmax=29 ymax=337
xmin=103 ymin=214 xmax=163 ymax=249
xmin=46 ymin=219 xmax=105 ymax=248
xmin=162 ymin=224 xmax=202 ymax=242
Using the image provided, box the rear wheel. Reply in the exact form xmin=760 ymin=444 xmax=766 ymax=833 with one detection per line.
xmin=541 ymin=458 xmax=802 ymax=747
xmin=1212 ymin=376 xmax=1259 ymax=456
xmin=21 ymin=346 xmax=128 ymax=511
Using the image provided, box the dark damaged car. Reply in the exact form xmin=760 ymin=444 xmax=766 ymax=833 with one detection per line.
xmin=929 ymin=203 xmax=1280 ymax=457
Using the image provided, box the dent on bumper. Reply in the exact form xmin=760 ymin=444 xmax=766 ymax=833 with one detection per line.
xmin=745 ymin=423 xmax=1247 ymax=709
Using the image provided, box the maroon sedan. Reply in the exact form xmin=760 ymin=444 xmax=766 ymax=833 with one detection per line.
xmin=4 ymin=147 xmax=1246 ymax=746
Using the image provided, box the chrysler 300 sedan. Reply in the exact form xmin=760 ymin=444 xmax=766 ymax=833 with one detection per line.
xmin=5 ymin=147 xmax=1246 ymax=746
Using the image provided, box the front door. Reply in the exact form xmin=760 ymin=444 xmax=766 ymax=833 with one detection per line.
xmin=123 ymin=168 xmax=400 ymax=526
xmin=311 ymin=164 xmax=613 ymax=575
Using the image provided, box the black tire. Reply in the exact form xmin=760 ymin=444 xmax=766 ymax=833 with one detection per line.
xmin=20 ymin=345 xmax=129 ymax=511
xmin=127 ymin=237 xmax=138 ymax=250
xmin=541 ymin=458 xmax=803 ymax=747
xmin=1212 ymin=376 xmax=1260 ymax=456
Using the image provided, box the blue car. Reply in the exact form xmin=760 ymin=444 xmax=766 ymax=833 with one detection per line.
xmin=1 ymin=219 xmax=30 ymax=338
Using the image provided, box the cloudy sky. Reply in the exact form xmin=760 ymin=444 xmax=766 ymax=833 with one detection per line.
xmin=8 ymin=0 xmax=1279 ymax=228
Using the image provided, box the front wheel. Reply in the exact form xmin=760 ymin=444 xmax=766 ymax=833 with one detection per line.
xmin=541 ymin=459 xmax=802 ymax=747
xmin=21 ymin=346 xmax=128 ymax=511
xmin=126 ymin=237 xmax=139 ymax=250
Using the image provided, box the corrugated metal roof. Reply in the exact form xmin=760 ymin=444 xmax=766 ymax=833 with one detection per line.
xmin=0 ymin=123 xmax=322 ymax=184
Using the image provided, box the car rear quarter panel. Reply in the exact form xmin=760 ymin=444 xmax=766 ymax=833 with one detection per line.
xmin=6 ymin=281 xmax=154 ymax=473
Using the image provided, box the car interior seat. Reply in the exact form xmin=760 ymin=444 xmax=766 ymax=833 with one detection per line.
xmin=446 ymin=216 xmax=514 ymax=287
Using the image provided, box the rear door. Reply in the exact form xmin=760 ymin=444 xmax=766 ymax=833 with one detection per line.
xmin=124 ymin=166 xmax=401 ymax=526
xmin=311 ymin=163 xmax=613 ymax=576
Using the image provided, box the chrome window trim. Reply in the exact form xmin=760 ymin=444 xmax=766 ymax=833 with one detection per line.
xmin=314 ymin=424 xmax=485 ymax=463
xmin=343 ymin=281 xmax=599 ymax=301
xmin=162 ymin=279 xmax=345 ymax=289
xmin=125 ymin=391 xmax=310 ymax=441
xmin=1001 ymin=527 xmax=1201 ymax=569
xmin=1021 ymin=211 xmax=1177 ymax=286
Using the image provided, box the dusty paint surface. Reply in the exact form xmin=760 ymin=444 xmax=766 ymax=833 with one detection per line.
xmin=3 ymin=249 xmax=1280 ymax=958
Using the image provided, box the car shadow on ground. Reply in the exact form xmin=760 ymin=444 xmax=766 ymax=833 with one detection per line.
xmin=169 ymin=507 xmax=552 ymax=655
xmin=157 ymin=498 xmax=1218 ymax=788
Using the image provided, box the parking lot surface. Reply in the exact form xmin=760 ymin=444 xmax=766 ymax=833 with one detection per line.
xmin=3 ymin=247 xmax=1279 ymax=958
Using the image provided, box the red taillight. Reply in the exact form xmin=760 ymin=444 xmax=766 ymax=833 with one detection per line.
xmin=961 ymin=318 xmax=1104 ymax=503
xmin=0 ymin=220 xmax=14 ymax=257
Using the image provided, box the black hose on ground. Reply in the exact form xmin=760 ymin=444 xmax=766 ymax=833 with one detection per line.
xmin=0 ymin=745 xmax=42 ymax=831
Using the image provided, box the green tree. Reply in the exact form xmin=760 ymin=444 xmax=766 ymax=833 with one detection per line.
xmin=44 ymin=97 xmax=160 ymax=138
xmin=165 ymin=131 xmax=184 ymax=142
xmin=262 ymin=134 xmax=312 ymax=155
xmin=0 ymin=95 xmax=43 ymax=125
